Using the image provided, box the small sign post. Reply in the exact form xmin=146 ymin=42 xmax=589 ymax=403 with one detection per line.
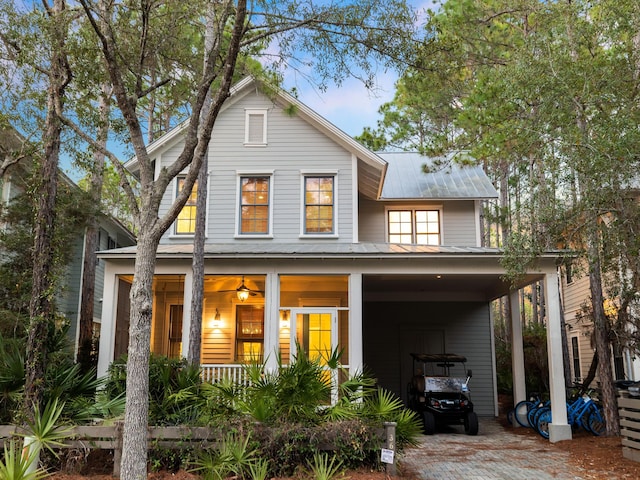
xmin=383 ymin=421 xmax=397 ymax=476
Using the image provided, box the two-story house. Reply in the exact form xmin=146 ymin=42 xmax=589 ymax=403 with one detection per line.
xmin=96 ymin=77 xmax=573 ymax=440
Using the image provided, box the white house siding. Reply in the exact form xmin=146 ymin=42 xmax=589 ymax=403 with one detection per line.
xmin=358 ymin=197 xmax=480 ymax=247
xmin=158 ymin=90 xmax=355 ymax=244
xmin=363 ymin=300 xmax=495 ymax=416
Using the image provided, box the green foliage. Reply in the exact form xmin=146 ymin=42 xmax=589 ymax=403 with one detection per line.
xmin=0 ymin=440 xmax=47 ymax=480
xmin=105 ymin=354 xmax=207 ymax=425
xmin=247 ymin=457 xmax=270 ymax=480
xmin=306 ymin=452 xmax=343 ymax=480
xmin=0 ymin=324 xmax=110 ymax=425
xmin=103 ymin=350 xmax=419 ymax=477
xmin=22 ymin=398 xmax=74 ymax=457
xmin=192 ymin=434 xmax=258 ymax=480
xmin=494 ymin=316 xmax=549 ymax=395
xmin=0 ymin=332 xmax=25 ymax=423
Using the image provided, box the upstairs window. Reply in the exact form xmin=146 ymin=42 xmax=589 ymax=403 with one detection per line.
xmin=388 ymin=209 xmax=440 ymax=245
xmin=175 ymin=177 xmax=198 ymax=235
xmin=304 ymin=176 xmax=334 ymax=234
xmin=239 ymin=176 xmax=271 ymax=235
xmin=245 ymin=109 xmax=267 ymax=145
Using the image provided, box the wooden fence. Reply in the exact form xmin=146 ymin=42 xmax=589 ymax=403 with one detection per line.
xmin=618 ymin=392 xmax=640 ymax=463
xmin=0 ymin=422 xmax=397 ymax=477
xmin=0 ymin=424 xmax=218 ymax=477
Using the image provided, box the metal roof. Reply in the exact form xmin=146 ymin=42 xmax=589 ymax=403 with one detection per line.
xmin=98 ymin=242 xmax=564 ymax=259
xmin=378 ymin=152 xmax=498 ymax=200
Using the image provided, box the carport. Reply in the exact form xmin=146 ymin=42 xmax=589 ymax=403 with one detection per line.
xmin=358 ymin=252 xmax=572 ymax=442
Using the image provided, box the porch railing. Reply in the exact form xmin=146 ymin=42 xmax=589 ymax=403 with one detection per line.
xmin=200 ymin=363 xmax=250 ymax=386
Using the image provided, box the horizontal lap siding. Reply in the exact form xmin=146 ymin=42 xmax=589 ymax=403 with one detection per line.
xmin=359 ymin=199 xmax=479 ymax=247
xmin=441 ymin=202 xmax=477 ymax=246
xmin=159 ymin=91 xmax=354 ymax=244
xmin=363 ymin=301 xmax=495 ymax=416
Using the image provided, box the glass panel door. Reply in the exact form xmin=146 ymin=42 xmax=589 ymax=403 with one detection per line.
xmin=289 ymin=308 xmax=338 ymax=403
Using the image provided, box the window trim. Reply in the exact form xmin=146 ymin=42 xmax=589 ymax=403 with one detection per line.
xmin=570 ymin=335 xmax=581 ymax=383
xmin=300 ymin=171 xmax=338 ymax=238
xmin=385 ymin=205 xmax=443 ymax=245
xmin=235 ymin=171 xmax=274 ymax=238
xmin=172 ymin=175 xmax=201 ymax=237
xmin=244 ymin=109 xmax=268 ymax=146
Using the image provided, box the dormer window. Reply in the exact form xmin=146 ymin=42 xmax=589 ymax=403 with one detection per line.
xmin=388 ymin=208 xmax=441 ymax=245
xmin=245 ymin=109 xmax=267 ymax=145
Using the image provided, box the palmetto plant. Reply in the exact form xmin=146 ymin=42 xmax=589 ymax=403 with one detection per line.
xmin=192 ymin=433 xmax=257 ymax=480
xmin=9 ymin=398 xmax=74 ymax=477
xmin=307 ymin=452 xmax=343 ymax=480
xmin=0 ymin=333 xmax=24 ymax=423
xmin=0 ymin=440 xmax=47 ymax=480
xmin=361 ymin=388 xmax=423 ymax=447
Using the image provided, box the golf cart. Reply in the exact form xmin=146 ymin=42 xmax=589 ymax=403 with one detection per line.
xmin=407 ymin=353 xmax=478 ymax=435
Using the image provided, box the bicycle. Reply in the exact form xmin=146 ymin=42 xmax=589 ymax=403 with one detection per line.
xmin=510 ymin=392 xmax=546 ymax=428
xmin=535 ymin=390 xmax=605 ymax=438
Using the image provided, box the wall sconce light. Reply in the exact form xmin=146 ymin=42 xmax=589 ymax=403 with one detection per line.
xmin=280 ymin=309 xmax=290 ymax=322
xmin=212 ymin=308 xmax=221 ymax=327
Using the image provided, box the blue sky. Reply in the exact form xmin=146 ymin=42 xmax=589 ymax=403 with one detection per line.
xmin=284 ymin=72 xmax=397 ymax=138
xmin=273 ymin=1 xmax=434 ymax=137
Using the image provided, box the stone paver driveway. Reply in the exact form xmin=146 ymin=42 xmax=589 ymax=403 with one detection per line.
xmin=400 ymin=418 xmax=588 ymax=480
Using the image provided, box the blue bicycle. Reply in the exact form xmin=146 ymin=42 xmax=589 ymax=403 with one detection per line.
xmin=535 ymin=391 xmax=605 ymax=438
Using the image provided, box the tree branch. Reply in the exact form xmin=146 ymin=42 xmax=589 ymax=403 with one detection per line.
xmin=55 ymin=111 xmax=140 ymax=220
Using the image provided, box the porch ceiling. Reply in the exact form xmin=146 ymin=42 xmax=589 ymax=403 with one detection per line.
xmin=363 ymin=273 xmax=543 ymax=302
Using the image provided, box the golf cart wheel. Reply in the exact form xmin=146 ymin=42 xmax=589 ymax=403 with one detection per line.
xmin=464 ymin=411 xmax=479 ymax=435
xmin=422 ymin=411 xmax=436 ymax=435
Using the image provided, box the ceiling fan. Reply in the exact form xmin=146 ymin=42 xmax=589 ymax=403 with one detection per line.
xmin=217 ymin=276 xmax=263 ymax=301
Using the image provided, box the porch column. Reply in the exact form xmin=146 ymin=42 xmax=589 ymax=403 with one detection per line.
xmin=97 ymin=265 xmax=118 ymax=378
xmin=509 ymin=290 xmax=527 ymax=418
xmin=181 ymin=271 xmax=193 ymax=360
xmin=544 ymin=271 xmax=572 ymax=442
xmin=264 ymin=273 xmax=279 ymax=374
xmin=349 ymin=273 xmax=363 ymax=376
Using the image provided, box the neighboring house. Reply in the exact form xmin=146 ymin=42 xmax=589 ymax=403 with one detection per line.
xmin=96 ymin=77 xmax=573 ymax=440
xmin=560 ymin=261 xmax=640 ymax=385
xmin=58 ymin=210 xmax=135 ymax=355
xmin=0 ymin=127 xmax=135 ymax=357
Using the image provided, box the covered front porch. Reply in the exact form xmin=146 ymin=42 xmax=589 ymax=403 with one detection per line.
xmin=97 ymin=248 xmax=572 ymax=442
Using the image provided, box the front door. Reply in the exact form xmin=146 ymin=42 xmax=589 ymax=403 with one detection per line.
xmin=290 ymin=308 xmax=338 ymax=402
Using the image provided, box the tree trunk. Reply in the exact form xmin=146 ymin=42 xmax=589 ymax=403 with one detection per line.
xmin=187 ymin=3 xmax=215 ymax=366
xmin=580 ymin=353 xmax=598 ymax=394
xmin=588 ymin=239 xmax=620 ymax=436
xmin=24 ymin=0 xmax=68 ymax=420
xmin=187 ymin=157 xmax=207 ymax=366
xmin=120 ymin=230 xmax=161 ymax=480
xmin=77 ymin=84 xmax=110 ymax=373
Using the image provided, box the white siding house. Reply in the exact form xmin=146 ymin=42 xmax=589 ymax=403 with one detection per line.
xmin=97 ymin=77 xmax=573 ymax=441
